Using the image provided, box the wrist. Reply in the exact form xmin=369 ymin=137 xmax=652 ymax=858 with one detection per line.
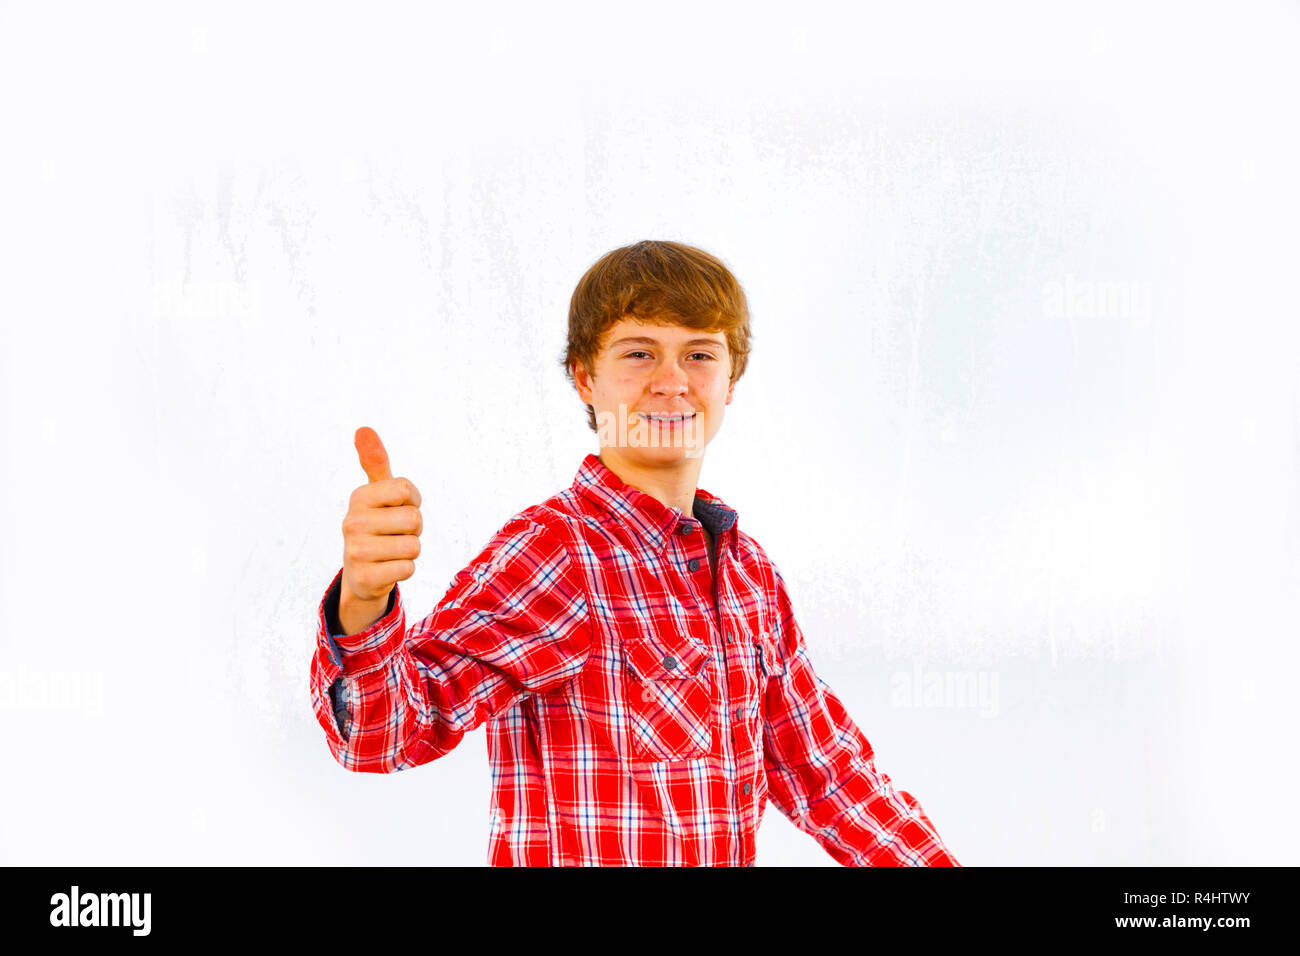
xmin=338 ymin=587 xmax=393 ymax=636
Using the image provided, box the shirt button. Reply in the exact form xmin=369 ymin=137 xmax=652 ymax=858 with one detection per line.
xmin=742 ymin=782 xmax=752 ymax=795
xmin=734 ymin=706 xmax=743 ymax=721
xmin=688 ymin=558 xmax=700 ymax=572
xmin=663 ymin=655 xmax=678 ymax=670
xmin=678 ymin=524 xmax=692 ymax=535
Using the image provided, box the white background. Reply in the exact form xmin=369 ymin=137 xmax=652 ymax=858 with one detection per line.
xmin=2 ymin=1 xmax=1297 ymax=865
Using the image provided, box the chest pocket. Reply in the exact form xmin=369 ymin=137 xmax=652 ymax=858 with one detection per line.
xmin=621 ymin=627 xmax=714 ymax=762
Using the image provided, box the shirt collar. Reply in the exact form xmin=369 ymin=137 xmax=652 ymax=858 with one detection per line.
xmin=572 ymin=453 xmax=738 ymax=556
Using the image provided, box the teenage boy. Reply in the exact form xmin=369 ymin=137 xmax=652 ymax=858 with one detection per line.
xmin=310 ymin=240 xmax=960 ymax=866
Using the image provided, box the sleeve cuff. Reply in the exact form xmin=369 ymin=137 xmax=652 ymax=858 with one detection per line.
xmin=318 ymin=567 xmax=404 ymax=676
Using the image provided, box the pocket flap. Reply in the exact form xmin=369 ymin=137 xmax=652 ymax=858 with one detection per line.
xmin=623 ymin=632 xmax=710 ymax=681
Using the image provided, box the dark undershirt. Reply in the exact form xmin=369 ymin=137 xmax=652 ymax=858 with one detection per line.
xmin=703 ymin=527 xmax=717 ymax=579
xmin=692 ymin=496 xmax=731 ymax=586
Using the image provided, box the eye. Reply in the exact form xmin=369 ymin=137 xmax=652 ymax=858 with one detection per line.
xmin=622 ymin=349 xmax=719 ymax=361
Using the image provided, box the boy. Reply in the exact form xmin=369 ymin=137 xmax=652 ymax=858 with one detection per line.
xmin=310 ymin=240 xmax=960 ymax=866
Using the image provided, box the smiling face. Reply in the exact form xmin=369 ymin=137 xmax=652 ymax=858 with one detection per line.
xmin=572 ymin=316 xmax=735 ymax=473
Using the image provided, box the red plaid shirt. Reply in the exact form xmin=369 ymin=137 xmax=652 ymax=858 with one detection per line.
xmin=310 ymin=453 xmax=959 ymax=866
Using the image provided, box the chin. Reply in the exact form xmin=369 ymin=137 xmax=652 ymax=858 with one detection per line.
xmin=627 ymin=443 xmax=707 ymax=466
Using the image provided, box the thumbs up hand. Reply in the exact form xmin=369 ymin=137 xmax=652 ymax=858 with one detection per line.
xmin=338 ymin=427 xmax=423 ymax=633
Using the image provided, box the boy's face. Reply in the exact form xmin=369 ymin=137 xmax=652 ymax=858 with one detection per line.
xmin=572 ymin=316 xmax=735 ymax=469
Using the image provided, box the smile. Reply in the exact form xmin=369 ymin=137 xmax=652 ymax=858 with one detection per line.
xmin=638 ymin=413 xmax=695 ymax=424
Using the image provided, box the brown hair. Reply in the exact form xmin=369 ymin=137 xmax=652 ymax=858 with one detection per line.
xmin=561 ymin=240 xmax=752 ymax=432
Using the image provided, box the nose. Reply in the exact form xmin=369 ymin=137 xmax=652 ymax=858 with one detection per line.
xmin=649 ymin=358 xmax=689 ymax=397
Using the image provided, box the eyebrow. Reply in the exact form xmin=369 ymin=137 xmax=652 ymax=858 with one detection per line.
xmin=606 ymin=336 xmax=727 ymax=350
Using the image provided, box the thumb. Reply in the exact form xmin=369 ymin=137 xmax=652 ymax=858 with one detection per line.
xmin=354 ymin=426 xmax=393 ymax=483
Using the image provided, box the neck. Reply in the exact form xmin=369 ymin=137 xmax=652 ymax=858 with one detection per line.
xmin=598 ymin=448 xmax=703 ymax=516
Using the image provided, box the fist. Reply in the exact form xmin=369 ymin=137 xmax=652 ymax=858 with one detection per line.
xmin=340 ymin=426 xmax=423 ymax=604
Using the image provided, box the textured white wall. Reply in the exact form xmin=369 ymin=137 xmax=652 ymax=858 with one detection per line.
xmin=2 ymin=1 xmax=1297 ymax=865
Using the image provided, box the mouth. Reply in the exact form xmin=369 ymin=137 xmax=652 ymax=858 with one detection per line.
xmin=637 ymin=412 xmax=696 ymax=425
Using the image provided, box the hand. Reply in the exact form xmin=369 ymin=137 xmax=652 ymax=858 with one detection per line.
xmin=340 ymin=427 xmax=423 ymax=609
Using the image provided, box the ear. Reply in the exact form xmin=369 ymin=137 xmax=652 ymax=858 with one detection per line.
xmin=725 ymin=378 xmax=735 ymax=405
xmin=573 ymin=360 xmax=593 ymax=403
